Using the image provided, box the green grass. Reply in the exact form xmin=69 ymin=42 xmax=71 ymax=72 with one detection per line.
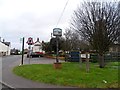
xmin=13 ymin=62 xmax=119 ymax=88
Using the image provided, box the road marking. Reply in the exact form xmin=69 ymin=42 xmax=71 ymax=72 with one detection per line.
xmin=0 ymin=81 xmax=15 ymax=89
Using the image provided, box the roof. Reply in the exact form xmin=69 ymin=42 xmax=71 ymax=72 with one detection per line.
xmin=34 ymin=42 xmax=41 ymax=46
xmin=3 ymin=42 xmax=10 ymax=46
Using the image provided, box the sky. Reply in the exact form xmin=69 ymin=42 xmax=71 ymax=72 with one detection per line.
xmin=0 ymin=0 xmax=81 ymax=50
xmin=0 ymin=0 xmax=119 ymax=50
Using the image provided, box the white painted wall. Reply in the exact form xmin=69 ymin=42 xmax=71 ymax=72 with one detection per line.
xmin=32 ymin=42 xmax=42 ymax=52
xmin=0 ymin=42 xmax=10 ymax=56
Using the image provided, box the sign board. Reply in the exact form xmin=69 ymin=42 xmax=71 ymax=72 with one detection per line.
xmin=53 ymin=28 xmax=62 ymax=36
xmin=81 ymin=54 xmax=86 ymax=58
xmin=87 ymin=54 xmax=90 ymax=58
xmin=26 ymin=37 xmax=34 ymax=45
xmin=81 ymin=54 xmax=90 ymax=59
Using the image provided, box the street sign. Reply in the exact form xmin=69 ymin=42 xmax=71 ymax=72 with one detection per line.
xmin=81 ymin=54 xmax=90 ymax=59
xmin=26 ymin=37 xmax=34 ymax=45
xmin=53 ymin=28 xmax=62 ymax=36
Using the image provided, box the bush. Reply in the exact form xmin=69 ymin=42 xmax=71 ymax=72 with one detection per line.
xmin=90 ymin=54 xmax=98 ymax=63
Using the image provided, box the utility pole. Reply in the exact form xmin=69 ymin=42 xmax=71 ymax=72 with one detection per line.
xmin=21 ymin=37 xmax=24 ymax=65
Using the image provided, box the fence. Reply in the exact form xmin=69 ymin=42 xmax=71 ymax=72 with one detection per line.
xmin=90 ymin=52 xmax=120 ymax=62
xmin=65 ymin=52 xmax=120 ymax=62
xmin=65 ymin=51 xmax=80 ymax=62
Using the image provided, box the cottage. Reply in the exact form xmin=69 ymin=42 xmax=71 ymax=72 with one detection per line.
xmin=109 ymin=44 xmax=120 ymax=52
xmin=0 ymin=38 xmax=11 ymax=56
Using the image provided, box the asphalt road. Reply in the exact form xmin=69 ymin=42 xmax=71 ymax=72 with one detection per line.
xmin=1 ymin=82 xmax=15 ymax=90
xmin=2 ymin=55 xmax=21 ymax=89
xmin=1 ymin=55 xmax=74 ymax=89
xmin=1 ymin=83 xmax=8 ymax=89
xmin=2 ymin=55 xmax=21 ymax=70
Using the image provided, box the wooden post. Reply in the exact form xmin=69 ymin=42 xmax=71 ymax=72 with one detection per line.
xmin=79 ymin=52 xmax=82 ymax=69
xmin=86 ymin=52 xmax=90 ymax=73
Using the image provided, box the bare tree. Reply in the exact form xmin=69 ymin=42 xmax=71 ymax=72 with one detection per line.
xmin=118 ymin=2 xmax=120 ymax=44
xmin=64 ymin=29 xmax=71 ymax=51
xmin=70 ymin=1 xmax=120 ymax=68
xmin=64 ymin=28 xmax=90 ymax=51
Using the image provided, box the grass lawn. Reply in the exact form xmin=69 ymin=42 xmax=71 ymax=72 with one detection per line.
xmin=13 ymin=62 xmax=119 ymax=88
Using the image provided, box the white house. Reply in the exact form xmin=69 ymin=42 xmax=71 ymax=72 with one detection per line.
xmin=32 ymin=38 xmax=43 ymax=53
xmin=0 ymin=40 xmax=11 ymax=56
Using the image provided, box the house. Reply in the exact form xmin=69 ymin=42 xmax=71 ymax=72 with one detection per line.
xmin=10 ymin=48 xmax=20 ymax=55
xmin=0 ymin=38 xmax=11 ymax=56
xmin=109 ymin=44 xmax=120 ymax=52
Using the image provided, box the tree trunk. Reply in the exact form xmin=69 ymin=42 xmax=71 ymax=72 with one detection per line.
xmin=98 ymin=54 xmax=105 ymax=68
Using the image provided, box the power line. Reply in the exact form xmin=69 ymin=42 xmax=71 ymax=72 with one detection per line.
xmin=56 ymin=0 xmax=70 ymax=27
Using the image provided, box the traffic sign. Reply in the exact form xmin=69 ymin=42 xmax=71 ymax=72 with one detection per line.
xmin=26 ymin=37 xmax=34 ymax=45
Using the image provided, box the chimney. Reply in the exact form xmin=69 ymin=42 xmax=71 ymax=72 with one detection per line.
xmin=37 ymin=38 xmax=39 ymax=42
xmin=42 ymin=41 xmax=44 ymax=43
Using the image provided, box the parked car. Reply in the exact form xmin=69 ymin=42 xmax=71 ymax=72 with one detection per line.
xmin=10 ymin=48 xmax=20 ymax=55
xmin=27 ymin=51 xmax=43 ymax=58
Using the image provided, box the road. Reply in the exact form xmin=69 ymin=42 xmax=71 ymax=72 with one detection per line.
xmin=1 ymin=83 xmax=8 ymax=89
xmin=2 ymin=55 xmax=21 ymax=89
xmin=2 ymin=55 xmax=73 ymax=89
xmin=0 ymin=82 xmax=15 ymax=90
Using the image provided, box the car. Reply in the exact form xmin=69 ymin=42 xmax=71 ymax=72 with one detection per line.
xmin=27 ymin=51 xmax=43 ymax=58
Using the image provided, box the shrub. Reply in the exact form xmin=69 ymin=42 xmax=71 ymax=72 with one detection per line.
xmin=90 ymin=54 xmax=98 ymax=63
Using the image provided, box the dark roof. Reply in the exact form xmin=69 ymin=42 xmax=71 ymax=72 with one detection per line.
xmin=3 ymin=42 xmax=10 ymax=46
xmin=114 ymin=43 xmax=120 ymax=46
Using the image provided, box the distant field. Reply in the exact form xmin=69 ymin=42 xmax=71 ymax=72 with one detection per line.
xmin=13 ymin=62 xmax=119 ymax=88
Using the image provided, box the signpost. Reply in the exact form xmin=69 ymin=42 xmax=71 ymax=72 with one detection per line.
xmin=26 ymin=37 xmax=34 ymax=64
xmin=53 ymin=28 xmax=62 ymax=37
xmin=53 ymin=28 xmax=62 ymax=63
xmin=53 ymin=28 xmax=62 ymax=69
xmin=26 ymin=37 xmax=34 ymax=45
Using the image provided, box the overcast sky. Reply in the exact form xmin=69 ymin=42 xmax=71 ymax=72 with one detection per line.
xmin=0 ymin=0 xmax=118 ymax=50
xmin=0 ymin=0 xmax=82 ymax=50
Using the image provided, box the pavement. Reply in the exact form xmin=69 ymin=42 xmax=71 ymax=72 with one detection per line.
xmin=2 ymin=55 xmax=77 ymax=89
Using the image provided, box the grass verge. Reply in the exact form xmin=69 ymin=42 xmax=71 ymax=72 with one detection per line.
xmin=13 ymin=62 xmax=119 ymax=88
